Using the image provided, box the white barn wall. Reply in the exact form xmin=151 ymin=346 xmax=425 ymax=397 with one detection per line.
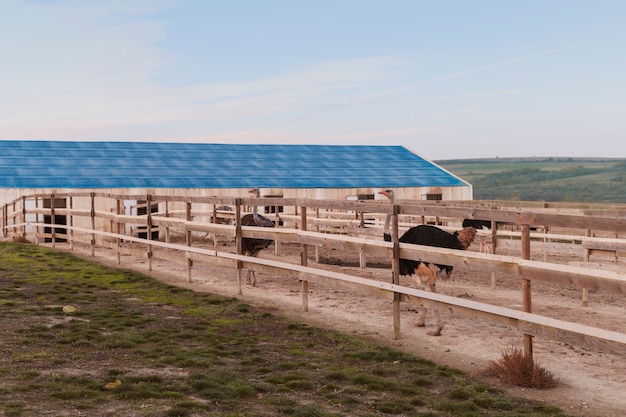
xmin=2 ymin=185 xmax=473 ymax=210
xmin=2 ymin=183 xmax=473 ymax=242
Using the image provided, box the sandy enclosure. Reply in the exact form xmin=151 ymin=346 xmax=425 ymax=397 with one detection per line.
xmin=46 ymin=236 xmax=626 ymax=417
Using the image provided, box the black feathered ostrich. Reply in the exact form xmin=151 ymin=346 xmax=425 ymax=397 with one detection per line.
xmin=379 ymin=189 xmax=477 ymax=336
xmin=462 ymin=219 xmax=492 ymax=230
xmin=241 ymin=188 xmax=275 ymax=286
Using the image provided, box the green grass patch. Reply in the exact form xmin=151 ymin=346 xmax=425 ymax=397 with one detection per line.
xmin=0 ymin=242 xmax=574 ymax=416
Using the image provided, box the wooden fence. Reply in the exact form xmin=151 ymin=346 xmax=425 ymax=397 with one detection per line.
xmin=2 ymin=192 xmax=626 ymax=360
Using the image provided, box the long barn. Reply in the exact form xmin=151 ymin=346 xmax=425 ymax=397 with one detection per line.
xmin=0 ymin=140 xmax=471 ymax=201
xmin=0 ymin=140 xmax=472 ymax=239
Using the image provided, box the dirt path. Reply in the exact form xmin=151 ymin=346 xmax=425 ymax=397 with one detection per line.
xmin=54 ymin=240 xmax=626 ymax=417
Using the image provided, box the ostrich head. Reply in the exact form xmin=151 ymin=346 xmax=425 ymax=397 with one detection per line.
xmin=455 ymin=227 xmax=477 ymax=249
xmin=378 ymin=189 xmax=394 ymax=202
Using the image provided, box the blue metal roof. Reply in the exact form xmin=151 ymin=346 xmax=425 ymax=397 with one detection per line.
xmin=0 ymin=140 xmax=468 ymax=189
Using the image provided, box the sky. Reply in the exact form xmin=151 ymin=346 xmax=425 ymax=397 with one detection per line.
xmin=2 ymin=0 xmax=625 ymax=160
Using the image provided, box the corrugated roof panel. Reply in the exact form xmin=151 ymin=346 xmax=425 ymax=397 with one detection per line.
xmin=0 ymin=140 xmax=468 ymax=189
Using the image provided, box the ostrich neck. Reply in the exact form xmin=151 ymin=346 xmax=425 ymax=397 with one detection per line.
xmin=383 ymin=193 xmax=395 ymax=236
xmin=383 ymin=214 xmax=391 ymax=236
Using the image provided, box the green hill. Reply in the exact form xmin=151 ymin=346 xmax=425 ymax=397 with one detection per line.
xmin=436 ymin=157 xmax=626 ymax=203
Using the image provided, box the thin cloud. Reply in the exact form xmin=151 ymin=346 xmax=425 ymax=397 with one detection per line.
xmin=428 ymin=90 xmax=528 ymax=100
xmin=362 ymin=43 xmax=588 ymax=103
xmin=146 ymin=126 xmax=436 ymax=146
xmin=243 ymin=43 xmax=586 ymax=136
xmin=315 ymin=127 xmax=437 ymax=142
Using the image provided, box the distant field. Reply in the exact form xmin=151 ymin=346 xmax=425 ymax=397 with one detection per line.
xmin=436 ymin=157 xmax=624 ymax=182
xmin=435 ymin=157 xmax=626 ymax=203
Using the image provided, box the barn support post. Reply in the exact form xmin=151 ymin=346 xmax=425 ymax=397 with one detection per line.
xmin=391 ymin=204 xmax=401 ymax=340
xmin=146 ymin=195 xmax=153 ymax=271
xmin=300 ymin=206 xmax=309 ymax=312
xmin=90 ymin=192 xmax=96 ymax=257
xmin=235 ymin=199 xmax=243 ymax=295
xmin=186 ymin=201 xmax=193 ymax=283
xmin=521 ymin=224 xmax=533 ymax=360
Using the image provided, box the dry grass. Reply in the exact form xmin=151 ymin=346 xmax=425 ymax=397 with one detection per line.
xmin=11 ymin=235 xmax=31 ymax=244
xmin=483 ymin=345 xmax=557 ymax=389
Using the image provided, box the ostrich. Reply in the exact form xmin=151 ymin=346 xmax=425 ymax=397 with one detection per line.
xmin=240 ymin=188 xmax=275 ymax=286
xmin=462 ymin=219 xmax=492 ymax=230
xmin=379 ymin=189 xmax=477 ymax=335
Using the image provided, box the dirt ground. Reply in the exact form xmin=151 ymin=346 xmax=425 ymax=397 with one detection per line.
xmin=48 ymin=236 xmax=626 ymax=417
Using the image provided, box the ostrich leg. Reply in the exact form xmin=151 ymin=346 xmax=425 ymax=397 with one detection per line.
xmin=428 ymin=310 xmax=444 ymax=336
xmin=413 ymin=264 xmax=444 ymax=336
xmin=417 ymin=308 xmax=427 ymax=327
xmin=246 ymin=268 xmax=257 ymax=287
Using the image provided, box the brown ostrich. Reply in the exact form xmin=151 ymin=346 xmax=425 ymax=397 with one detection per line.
xmin=240 ymin=188 xmax=275 ymax=286
xmin=379 ymin=189 xmax=476 ymax=335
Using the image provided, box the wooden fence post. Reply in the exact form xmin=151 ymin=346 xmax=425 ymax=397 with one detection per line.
xmin=116 ymin=198 xmax=121 ymax=265
xmin=12 ymin=200 xmax=17 ymax=236
xmin=391 ymin=204 xmax=401 ymax=340
xmin=50 ymin=194 xmax=56 ymax=248
xmin=582 ymin=229 xmax=591 ymax=306
xmin=21 ymin=196 xmax=26 ymax=239
xmin=490 ymin=220 xmax=497 ymax=290
xmin=34 ymin=197 xmax=39 ymax=244
xmin=90 ymin=192 xmax=95 ymax=256
xmin=2 ymin=204 xmax=6 ymax=238
xmin=186 ymin=201 xmax=193 ymax=283
xmin=521 ymin=224 xmax=533 ymax=360
xmin=235 ymin=199 xmax=243 ymax=295
xmin=314 ymin=208 xmax=320 ymax=263
xmin=146 ymin=195 xmax=153 ymax=271
xmin=301 ymin=206 xmax=309 ymax=312
xmin=274 ymin=204 xmax=281 ymax=256
xmin=164 ymin=201 xmax=170 ymax=244
xmin=359 ymin=211 xmax=366 ymax=269
xmin=212 ymin=203 xmax=218 ymax=247
xmin=69 ymin=196 xmax=74 ymax=250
